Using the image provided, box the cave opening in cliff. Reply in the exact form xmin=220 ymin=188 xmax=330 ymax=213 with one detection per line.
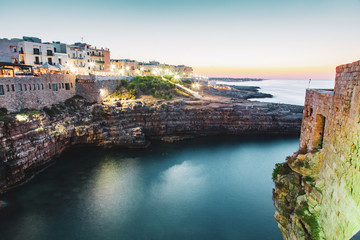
xmin=313 ymin=114 xmax=325 ymax=149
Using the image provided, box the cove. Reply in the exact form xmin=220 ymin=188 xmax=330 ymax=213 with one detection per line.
xmin=0 ymin=136 xmax=298 ymax=240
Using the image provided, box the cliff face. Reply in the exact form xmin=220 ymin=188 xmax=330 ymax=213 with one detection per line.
xmin=0 ymin=97 xmax=303 ymax=194
xmin=273 ymin=60 xmax=360 ymax=240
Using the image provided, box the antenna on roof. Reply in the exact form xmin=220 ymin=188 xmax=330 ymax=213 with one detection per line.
xmin=308 ymin=78 xmax=312 ymax=89
xmin=81 ymin=37 xmax=84 ymax=42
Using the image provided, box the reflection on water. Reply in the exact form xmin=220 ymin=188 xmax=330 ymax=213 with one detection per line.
xmin=151 ymin=161 xmax=207 ymax=204
xmin=0 ymin=136 xmax=299 ymax=240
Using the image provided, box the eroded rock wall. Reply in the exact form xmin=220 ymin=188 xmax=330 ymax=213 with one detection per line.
xmin=0 ymin=98 xmax=303 ymax=194
xmin=273 ymin=60 xmax=360 ymax=240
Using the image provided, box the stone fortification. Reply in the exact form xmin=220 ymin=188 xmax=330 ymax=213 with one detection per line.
xmin=0 ymin=74 xmax=76 ymax=112
xmin=76 ymin=75 xmax=134 ymax=102
xmin=0 ymin=97 xmax=303 ymax=194
xmin=273 ymin=60 xmax=360 ymax=240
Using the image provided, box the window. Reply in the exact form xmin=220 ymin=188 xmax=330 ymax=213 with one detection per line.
xmin=33 ymin=48 xmax=40 ymax=55
xmin=33 ymin=84 xmax=36 ymax=90
xmin=62 ymin=83 xmax=64 ymax=88
xmin=59 ymin=83 xmax=61 ymax=89
xmin=52 ymin=84 xmax=58 ymax=91
xmin=6 ymin=85 xmax=10 ymax=92
xmin=65 ymin=83 xmax=70 ymax=90
xmin=24 ymin=84 xmax=27 ymax=91
xmin=37 ymin=84 xmax=40 ymax=90
xmin=0 ymin=85 xmax=4 ymax=95
xmin=48 ymin=58 xmax=53 ymax=65
xmin=71 ymin=83 xmax=73 ymax=88
xmin=19 ymin=84 xmax=22 ymax=91
xmin=29 ymin=84 xmax=31 ymax=90
xmin=49 ymin=83 xmax=51 ymax=89
xmin=41 ymin=84 xmax=44 ymax=90
xmin=11 ymin=85 xmax=15 ymax=91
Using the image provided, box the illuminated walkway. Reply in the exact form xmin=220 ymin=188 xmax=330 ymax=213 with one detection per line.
xmin=162 ymin=77 xmax=203 ymax=99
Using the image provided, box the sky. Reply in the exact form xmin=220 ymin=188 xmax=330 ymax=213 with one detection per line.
xmin=1 ymin=0 xmax=360 ymax=79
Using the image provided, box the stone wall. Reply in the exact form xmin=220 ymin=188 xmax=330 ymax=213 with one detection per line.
xmin=273 ymin=59 xmax=360 ymax=240
xmin=0 ymin=74 xmax=76 ymax=112
xmin=76 ymin=75 xmax=134 ymax=103
xmin=299 ymin=89 xmax=333 ymax=150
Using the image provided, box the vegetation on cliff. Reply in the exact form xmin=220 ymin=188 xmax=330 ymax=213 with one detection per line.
xmin=127 ymin=76 xmax=175 ymax=100
xmin=109 ymin=77 xmax=191 ymax=100
xmin=273 ymin=149 xmax=325 ymax=240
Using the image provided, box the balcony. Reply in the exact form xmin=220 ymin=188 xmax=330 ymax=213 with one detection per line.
xmin=47 ymin=52 xmax=54 ymax=56
xmin=34 ymin=61 xmax=43 ymax=65
xmin=19 ymin=50 xmax=24 ymax=54
xmin=33 ymin=50 xmax=41 ymax=55
xmin=71 ymin=56 xmax=84 ymax=60
xmin=90 ymin=53 xmax=104 ymax=57
xmin=95 ymin=60 xmax=105 ymax=64
xmin=20 ymin=61 xmax=25 ymax=64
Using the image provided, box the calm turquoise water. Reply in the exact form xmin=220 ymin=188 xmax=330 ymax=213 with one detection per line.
xmin=0 ymin=136 xmax=299 ymax=240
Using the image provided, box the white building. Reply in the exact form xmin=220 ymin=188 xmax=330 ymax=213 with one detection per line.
xmin=17 ymin=37 xmax=55 ymax=67
xmin=66 ymin=43 xmax=91 ymax=75
xmin=51 ymin=41 xmax=69 ymax=66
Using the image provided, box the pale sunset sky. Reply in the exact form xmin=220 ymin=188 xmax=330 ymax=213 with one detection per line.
xmin=1 ymin=0 xmax=359 ymax=79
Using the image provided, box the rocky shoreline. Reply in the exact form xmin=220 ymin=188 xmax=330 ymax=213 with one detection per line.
xmin=207 ymin=85 xmax=273 ymax=100
xmin=0 ymin=91 xmax=303 ymax=197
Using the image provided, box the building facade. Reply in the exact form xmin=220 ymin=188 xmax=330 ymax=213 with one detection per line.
xmin=0 ymin=74 xmax=76 ymax=112
xmin=0 ymin=39 xmax=20 ymax=64
xmin=17 ymin=37 xmax=55 ymax=67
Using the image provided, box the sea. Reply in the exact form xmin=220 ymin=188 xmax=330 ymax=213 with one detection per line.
xmin=218 ymin=79 xmax=335 ymax=106
xmin=0 ymin=79 xmax=335 ymax=240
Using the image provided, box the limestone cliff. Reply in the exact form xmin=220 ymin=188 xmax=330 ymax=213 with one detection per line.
xmin=273 ymin=60 xmax=360 ymax=240
xmin=0 ymin=97 xmax=303 ymax=194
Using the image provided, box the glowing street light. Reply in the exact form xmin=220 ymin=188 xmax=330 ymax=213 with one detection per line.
xmin=192 ymin=82 xmax=200 ymax=90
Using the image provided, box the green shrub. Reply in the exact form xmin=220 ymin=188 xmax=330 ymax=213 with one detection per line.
xmin=296 ymin=202 xmax=322 ymax=240
xmin=272 ymin=162 xmax=292 ymax=182
xmin=121 ymin=79 xmax=129 ymax=88
xmin=164 ymin=75 xmax=181 ymax=84
xmin=126 ymin=76 xmax=175 ymax=99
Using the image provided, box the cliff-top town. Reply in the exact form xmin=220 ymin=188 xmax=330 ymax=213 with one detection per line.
xmin=0 ymin=36 xmax=193 ymax=78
